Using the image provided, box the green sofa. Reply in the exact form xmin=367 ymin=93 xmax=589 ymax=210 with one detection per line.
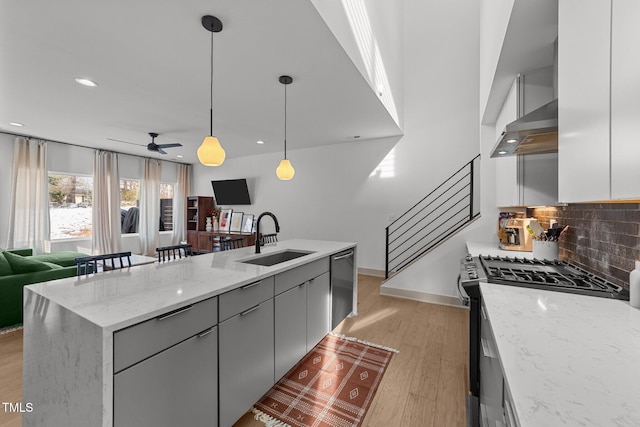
xmin=0 ymin=248 xmax=89 ymax=328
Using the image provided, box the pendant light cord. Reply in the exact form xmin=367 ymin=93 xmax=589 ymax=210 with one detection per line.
xmin=209 ymin=30 xmax=214 ymax=136
xmin=284 ymin=83 xmax=287 ymax=159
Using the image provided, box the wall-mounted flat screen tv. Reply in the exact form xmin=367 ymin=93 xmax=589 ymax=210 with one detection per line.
xmin=211 ymin=178 xmax=251 ymax=205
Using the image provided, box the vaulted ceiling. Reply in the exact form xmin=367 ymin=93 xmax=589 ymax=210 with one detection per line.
xmin=0 ymin=0 xmax=402 ymax=164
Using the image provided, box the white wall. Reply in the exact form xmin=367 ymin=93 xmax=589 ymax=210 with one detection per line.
xmin=479 ymin=0 xmax=515 ymax=118
xmin=193 ymin=0 xmax=481 ymax=275
xmin=310 ymin=0 xmax=404 ymax=127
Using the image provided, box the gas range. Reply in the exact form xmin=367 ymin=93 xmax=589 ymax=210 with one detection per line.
xmin=459 ymin=253 xmax=629 ymax=426
xmin=459 ymin=254 xmax=629 ymax=301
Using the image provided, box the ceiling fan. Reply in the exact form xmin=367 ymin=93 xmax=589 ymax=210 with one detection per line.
xmin=107 ymin=132 xmax=183 ymax=155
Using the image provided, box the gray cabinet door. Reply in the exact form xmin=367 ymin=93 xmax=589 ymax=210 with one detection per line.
xmin=219 ymin=299 xmax=274 ymax=427
xmin=274 ymin=284 xmax=307 ymax=380
xmin=307 ymin=272 xmax=331 ymax=351
xmin=113 ymin=326 xmax=218 ymax=427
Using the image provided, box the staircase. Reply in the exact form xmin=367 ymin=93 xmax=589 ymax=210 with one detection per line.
xmin=385 ymin=155 xmax=481 ymax=279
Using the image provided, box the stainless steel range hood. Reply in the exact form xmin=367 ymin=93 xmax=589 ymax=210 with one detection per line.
xmin=490 ymin=98 xmax=557 ymax=158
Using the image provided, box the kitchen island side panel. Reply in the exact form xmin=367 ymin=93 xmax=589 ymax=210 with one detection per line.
xmin=22 ymin=287 xmax=111 ymax=427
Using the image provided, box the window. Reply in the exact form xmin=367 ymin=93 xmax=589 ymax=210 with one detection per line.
xmin=119 ymin=179 xmax=174 ymax=233
xmin=48 ymin=173 xmax=93 ymax=239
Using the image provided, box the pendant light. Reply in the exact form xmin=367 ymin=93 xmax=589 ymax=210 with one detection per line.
xmin=197 ymin=15 xmax=226 ymax=166
xmin=276 ymin=75 xmax=295 ymax=180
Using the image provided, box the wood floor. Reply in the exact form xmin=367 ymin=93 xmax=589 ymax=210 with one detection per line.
xmin=0 ymin=275 xmax=469 ymax=427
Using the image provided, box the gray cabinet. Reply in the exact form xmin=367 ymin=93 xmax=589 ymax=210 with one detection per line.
xmin=219 ymin=299 xmax=275 ymax=427
xmin=275 ymin=284 xmax=308 ymax=379
xmin=307 ymin=271 xmax=331 ymax=351
xmin=113 ymin=296 xmax=219 ymax=426
xmin=113 ymin=326 xmax=218 ymax=427
xmin=274 ymin=259 xmax=331 ymax=381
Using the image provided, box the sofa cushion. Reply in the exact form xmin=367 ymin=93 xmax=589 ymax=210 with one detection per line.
xmin=30 ymin=251 xmax=88 ymax=267
xmin=0 ymin=251 xmax=13 ymax=276
xmin=41 ymin=262 xmax=63 ymax=270
xmin=2 ymin=250 xmax=55 ymax=274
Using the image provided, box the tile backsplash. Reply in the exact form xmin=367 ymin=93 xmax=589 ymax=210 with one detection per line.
xmin=529 ymin=203 xmax=640 ymax=289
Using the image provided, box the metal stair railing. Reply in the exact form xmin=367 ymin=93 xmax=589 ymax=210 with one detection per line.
xmin=385 ymin=155 xmax=481 ymax=279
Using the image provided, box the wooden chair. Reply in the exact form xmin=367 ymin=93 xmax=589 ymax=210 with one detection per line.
xmin=75 ymin=252 xmax=132 ymax=277
xmin=156 ymin=244 xmax=193 ymax=262
xmin=260 ymin=233 xmax=278 ymax=245
xmin=221 ymin=237 xmax=245 ymax=251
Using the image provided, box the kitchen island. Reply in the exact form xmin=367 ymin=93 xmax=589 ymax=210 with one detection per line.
xmin=22 ymin=239 xmax=356 ymax=427
xmin=480 ymin=282 xmax=640 ymax=426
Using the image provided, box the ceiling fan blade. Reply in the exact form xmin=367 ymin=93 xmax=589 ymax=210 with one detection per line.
xmin=156 ymin=143 xmax=183 ymax=149
xmin=157 ymin=148 xmax=168 ymax=155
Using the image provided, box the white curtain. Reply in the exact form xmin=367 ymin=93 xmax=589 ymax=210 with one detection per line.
xmin=92 ymin=150 xmax=121 ymax=254
xmin=172 ymin=163 xmax=191 ymax=244
xmin=6 ymin=137 xmax=50 ymax=253
xmin=139 ymin=158 xmax=161 ymax=256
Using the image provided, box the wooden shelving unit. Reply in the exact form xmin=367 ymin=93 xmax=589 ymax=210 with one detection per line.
xmin=186 ymin=196 xmax=214 ymax=251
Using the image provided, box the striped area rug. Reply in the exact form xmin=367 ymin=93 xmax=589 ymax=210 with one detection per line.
xmin=252 ymin=334 xmax=398 ymax=427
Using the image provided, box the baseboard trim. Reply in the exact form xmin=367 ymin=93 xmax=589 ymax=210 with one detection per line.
xmin=379 ymin=286 xmax=466 ymax=309
xmin=358 ymin=267 xmax=385 ymax=278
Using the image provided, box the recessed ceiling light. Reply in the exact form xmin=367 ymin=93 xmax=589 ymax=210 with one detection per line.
xmin=75 ymin=78 xmax=98 ymax=87
xmin=9 ymin=122 xmax=24 ymax=127
xmin=176 ymin=155 xmax=184 ymax=158
xmin=257 ymin=140 xmax=264 ymax=144
xmin=506 ymin=139 xmax=517 ymax=143
xmin=498 ymin=150 xmax=507 ymax=155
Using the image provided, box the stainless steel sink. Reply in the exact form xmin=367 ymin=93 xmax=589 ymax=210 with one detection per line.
xmin=239 ymin=250 xmax=314 ymax=266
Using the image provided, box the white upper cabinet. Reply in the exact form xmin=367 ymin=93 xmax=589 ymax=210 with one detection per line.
xmin=611 ymin=0 xmax=640 ymax=199
xmin=558 ymin=0 xmax=611 ymax=203
xmin=559 ymin=0 xmax=640 ymax=202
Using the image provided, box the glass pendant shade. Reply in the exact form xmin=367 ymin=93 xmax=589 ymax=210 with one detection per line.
xmin=197 ymin=135 xmax=226 ymax=166
xmin=276 ymin=159 xmax=295 ymax=180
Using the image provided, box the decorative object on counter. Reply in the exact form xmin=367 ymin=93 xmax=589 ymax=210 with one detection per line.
xmin=229 ymin=212 xmax=244 ymax=232
xmin=252 ymin=333 xmax=397 ymax=427
xmin=219 ymin=208 xmax=232 ymax=232
xmin=276 ymin=75 xmax=295 ymax=180
xmin=205 ymin=206 xmax=221 ymax=232
xmin=197 ymin=15 xmax=226 ymax=166
xmin=532 ymin=240 xmax=559 ymax=260
xmin=630 ymin=259 xmax=640 ymax=309
xmin=241 ymin=214 xmax=254 ymax=233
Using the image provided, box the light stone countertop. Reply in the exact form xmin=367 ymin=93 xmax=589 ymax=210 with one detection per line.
xmin=25 ymin=239 xmax=355 ymax=331
xmin=466 ymin=241 xmax=534 ymax=259
xmin=480 ymin=282 xmax=640 ymax=427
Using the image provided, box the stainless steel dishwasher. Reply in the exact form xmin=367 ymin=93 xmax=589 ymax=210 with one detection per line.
xmin=330 ymin=249 xmax=354 ymax=329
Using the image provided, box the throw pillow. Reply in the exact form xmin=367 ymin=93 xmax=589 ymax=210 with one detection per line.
xmin=0 ymin=251 xmax=13 ymax=276
xmin=2 ymin=250 xmax=55 ymax=274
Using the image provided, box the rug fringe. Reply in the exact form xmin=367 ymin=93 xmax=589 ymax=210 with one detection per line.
xmin=330 ymin=333 xmax=399 ymax=353
xmin=251 ymin=407 xmax=292 ymax=427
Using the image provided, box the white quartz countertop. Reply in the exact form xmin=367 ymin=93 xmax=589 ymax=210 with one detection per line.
xmin=480 ymin=282 xmax=640 ymax=426
xmin=25 ymin=239 xmax=355 ymax=331
xmin=466 ymin=241 xmax=534 ymax=259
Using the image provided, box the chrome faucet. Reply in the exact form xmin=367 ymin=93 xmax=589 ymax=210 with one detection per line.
xmin=255 ymin=212 xmax=280 ymax=254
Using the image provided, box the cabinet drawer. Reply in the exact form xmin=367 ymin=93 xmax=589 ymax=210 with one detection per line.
xmin=114 ymin=296 xmax=218 ymax=373
xmin=218 ymin=276 xmax=274 ymax=322
xmin=274 ymin=257 xmax=330 ymax=295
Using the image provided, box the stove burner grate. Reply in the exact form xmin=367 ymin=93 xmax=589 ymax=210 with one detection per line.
xmin=478 ymin=255 xmax=625 ymax=297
